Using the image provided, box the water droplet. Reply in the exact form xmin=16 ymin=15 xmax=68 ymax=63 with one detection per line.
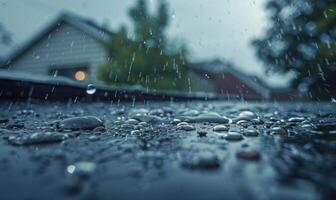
xmin=67 ymin=165 xmax=76 ymax=174
xmin=86 ymin=84 xmax=96 ymax=95
xmin=213 ymin=125 xmax=229 ymax=132
xmin=222 ymin=132 xmax=244 ymax=141
xmin=177 ymin=122 xmax=195 ymax=131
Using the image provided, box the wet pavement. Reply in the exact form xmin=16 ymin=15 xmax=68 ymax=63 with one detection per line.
xmin=0 ymin=100 xmax=336 ymax=200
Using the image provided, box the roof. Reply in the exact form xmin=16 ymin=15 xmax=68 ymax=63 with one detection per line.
xmin=188 ymin=59 xmax=271 ymax=98
xmin=2 ymin=11 xmax=114 ymax=67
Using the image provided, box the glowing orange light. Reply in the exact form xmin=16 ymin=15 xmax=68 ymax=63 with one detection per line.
xmin=74 ymin=70 xmax=86 ymax=81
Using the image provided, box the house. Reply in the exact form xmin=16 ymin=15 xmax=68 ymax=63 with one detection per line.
xmin=187 ymin=60 xmax=271 ymax=99
xmin=2 ymin=12 xmax=113 ymax=82
xmin=1 ymin=12 xmax=297 ymax=100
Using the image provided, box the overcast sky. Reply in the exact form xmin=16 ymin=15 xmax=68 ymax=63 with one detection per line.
xmin=0 ymin=0 xmax=289 ymax=86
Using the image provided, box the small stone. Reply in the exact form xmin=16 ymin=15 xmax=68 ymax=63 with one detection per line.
xmin=131 ymin=130 xmax=141 ymax=135
xmin=213 ymin=125 xmax=229 ymax=132
xmin=243 ymin=129 xmax=259 ymax=137
xmin=8 ymin=132 xmax=66 ymax=145
xmin=177 ymin=124 xmax=195 ymax=131
xmin=236 ymin=120 xmax=250 ymax=128
xmin=288 ymin=117 xmax=305 ymax=122
xmin=180 ymin=113 xmax=229 ymax=124
xmin=177 ymin=122 xmax=189 ymax=127
xmin=239 ymin=111 xmax=256 ymax=119
xmin=138 ymin=121 xmax=148 ymax=126
xmin=236 ymin=150 xmax=261 ymax=161
xmin=252 ymin=118 xmax=264 ymax=125
xmin=59 ymin=116 xmax=104 ymax=131
xmin=223 ymin=132 xmax=244 ymax=141
xmin=301 ymin=124 xmax=313 ymax=129
xmin=149 ymin=109 xmax=164 ymax=116
xmin=126 ymin=119 xmax=140 ymax=125
xmin=131 ymin=115 xmax=163 ymax=123
xmin=171 ymin=118 xmax=181 ymax=124
xmin=270 ymin=127 xmax=288 ymax=136
xmin=234 ymin=111 xmax=257 ymax=122
xmin=120 ymin=124 xmax=134 ymax=129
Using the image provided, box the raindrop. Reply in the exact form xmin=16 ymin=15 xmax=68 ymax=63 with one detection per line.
xmin=86 ymin=84 xmax=96 ymax=95
xmin=171 ymin=11 xmax=176 ymax=19
xmin=323 ymin=11 xmax=328 ymax=18
xmin=67 ymin=165 xmax=76 ymax=174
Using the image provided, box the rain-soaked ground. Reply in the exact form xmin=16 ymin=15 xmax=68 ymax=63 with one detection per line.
xmin=0 ymin=100 xmax=336 ymax=200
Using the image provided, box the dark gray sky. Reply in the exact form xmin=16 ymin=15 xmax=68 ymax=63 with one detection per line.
xmin=0 ymin=0 xmax=290 ymax=86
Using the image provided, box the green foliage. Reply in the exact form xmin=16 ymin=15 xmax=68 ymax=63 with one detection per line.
xmin=97 ymin=0 xmax=189 ymax=91
xmin=253 ymin=0 xmax=336 ymax=99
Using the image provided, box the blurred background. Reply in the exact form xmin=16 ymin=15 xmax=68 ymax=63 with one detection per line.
xmin=0 ymin=0 xmax=335 ymax=101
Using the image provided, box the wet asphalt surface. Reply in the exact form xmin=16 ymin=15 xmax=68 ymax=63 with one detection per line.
xmin=0 ymin=100 xmax=336 ymax=200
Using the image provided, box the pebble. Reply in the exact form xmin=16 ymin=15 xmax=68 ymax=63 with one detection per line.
xmin=301 ymin=124 xmax=314 ymax=129
xmin=223 ymin=132 xmax=244 ymax=141
xmin=177 ymin=122 xmax=189 ymax=127
xmin=270 ymin=127 xmax=288 ymax=136
xmin=177 ymin=124 xmax=196 ymax=131
xmin=288 ymin=117 xmax=305 ymax=122
xmin=213 ymin=125 xmax=229 ymax=132
xmin=181 ymin=113 xmax=229 ymax=124
xmin=59 ymin=116 xmax=104 ymax=131
xmin=138 ymin=122 xmax=148 ymax=127
xmin=131 ymin=130 xmax=141 ymax=135
xmin=149 ymin=109 xmax=164 ymax=116
xmin=236 ymin=150 xmax=261 ymax=161
xmin=126 ymin=119 xmax=140 ymax=125
xmin=243 ymin=129 xmax=259 ymax=137
xmin=8 ymin=132 xmax=67 ymax=145
xmin=239 ymin=111 xmax=257 ymax=119
xmin=236 ymin=120 xmax=250 ymax=128
xmin=171 ymin=118 xmax=181 ymax=124
xmin=252 ymin=118 xmax=264 ymax=125
xmin=131 ymin=115 xmax=163 ymax=123
xmin=234 ymin=111 xmax=257 ymax=121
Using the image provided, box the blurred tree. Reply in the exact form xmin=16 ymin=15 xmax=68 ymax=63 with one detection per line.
xmin=97 ymin=0 xmax=189 ymax=91
xmin=253 ymin=0 xmax=336 ymax=100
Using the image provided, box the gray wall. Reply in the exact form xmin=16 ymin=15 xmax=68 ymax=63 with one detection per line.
xmin=9 ymin=23 xmax=108 ymax=81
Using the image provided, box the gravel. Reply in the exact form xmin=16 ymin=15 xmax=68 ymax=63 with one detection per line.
xmin=0 ymin=101 xmax=335 ymax=200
